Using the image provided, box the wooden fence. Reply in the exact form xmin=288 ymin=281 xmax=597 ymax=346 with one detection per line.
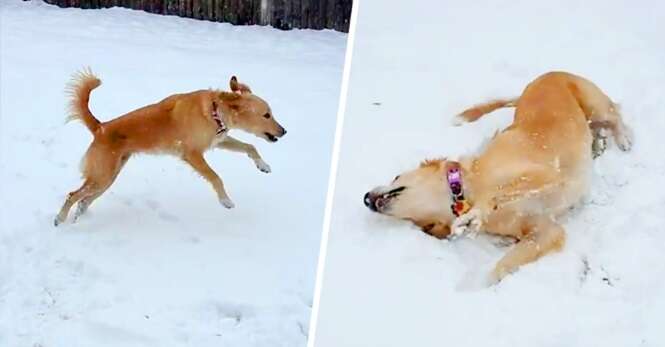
xmin=43 ymin=0 xmax=352 ymax=32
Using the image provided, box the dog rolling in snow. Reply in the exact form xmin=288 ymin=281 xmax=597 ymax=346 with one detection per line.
xmin=363 ymin=71 xmax=633 ymax=283
xmin=55 ymin=69 xmax=286 ymax=226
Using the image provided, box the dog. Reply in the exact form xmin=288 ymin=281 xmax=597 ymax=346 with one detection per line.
xmin=54 ymin=69 xmax=287 ymax=226
xmin=363 ymin=71 xmax=633 ymax=283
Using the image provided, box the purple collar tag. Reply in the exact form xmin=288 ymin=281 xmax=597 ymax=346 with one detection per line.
xmin=447 ymin=165 xmax=470 ymax=216
xmin=447 ymin=167 xmax=463 ymax=197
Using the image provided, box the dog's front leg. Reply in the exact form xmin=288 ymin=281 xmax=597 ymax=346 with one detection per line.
xmin=183 ymin=152 xmax=235 ymax=208
xmin=489 ymin=215 xmax=565 ymax=284
xmin=217 ymin=136 xmax=271 ymax=173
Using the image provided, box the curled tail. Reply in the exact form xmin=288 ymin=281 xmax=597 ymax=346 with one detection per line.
xmin=66 ymin=68 xmax=102 ymax=133
xmin=452 ymin=97 xmax=518 ymax=126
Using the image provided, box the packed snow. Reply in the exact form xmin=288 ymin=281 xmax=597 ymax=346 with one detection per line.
xmin=0 ymin=2 xmax=345 ymax=346
xmin=312 ymin=1 xmax=665 ymax=346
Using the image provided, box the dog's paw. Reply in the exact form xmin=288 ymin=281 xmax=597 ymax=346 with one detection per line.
xmin=255 ymin=159 xmax=271 ymax=173
xmin=73 ymin=202 xmax=89 ymax=223
xmin=451 ymin=208 xmax=482 ymax=237
xmin=592 ymin=136 xmax=607 ymax=159
xmin=451 ymin=114 xmax=468 ymax=127
xmin=615 ymin=126 xmax=633 ymax=152
xmin=220 ymin=198 xmax=236 ymax=209
xmin=486 ymin=269 xmax=504 ymax=286
xmin=488 ymin=263 xmax=514 ymax=286
xmin=54 ymin=215 xmax=65 ymax=227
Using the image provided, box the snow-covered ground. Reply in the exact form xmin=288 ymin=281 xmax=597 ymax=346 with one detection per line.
xmin=0 ymin=2 xmax=345 ymax=346
xmin=313 ymin=1 xmax=665 ymax=346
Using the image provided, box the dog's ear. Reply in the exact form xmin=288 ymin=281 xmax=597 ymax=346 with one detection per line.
xmin=230 ymin=76 xmax=252 ymax=94
xmin=218 ymin=91 xmax=240 ymax=102
xmin=419 ymin=158 xmax=446 ymax=170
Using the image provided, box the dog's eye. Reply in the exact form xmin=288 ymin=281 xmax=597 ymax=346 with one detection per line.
xmin=263 ymin=113 xmax=271 ymax=119
xmin=393 ymin=175 xmax=400 ymax=181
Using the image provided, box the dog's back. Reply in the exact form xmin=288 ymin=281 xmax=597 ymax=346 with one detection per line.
xmin=98 ymin=90 xmax=215 ymax=155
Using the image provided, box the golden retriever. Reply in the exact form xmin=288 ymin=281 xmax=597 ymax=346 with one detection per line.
xmin=55 ymin=69 xmax=286 ymax=226
xmin=363 ymin=71 xmax=632 ymax=283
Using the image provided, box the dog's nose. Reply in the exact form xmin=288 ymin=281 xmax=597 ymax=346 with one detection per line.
xmin=282 ymin=128 xmax=287 ymax=136
xmin=364 ymin=192 xmax=377 ymax=212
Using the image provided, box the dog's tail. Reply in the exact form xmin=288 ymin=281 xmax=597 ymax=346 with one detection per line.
xmin=451 ymin=97 xmax=518 ymax=126
xmin=66 ymin=68 xmax=102 ymax=133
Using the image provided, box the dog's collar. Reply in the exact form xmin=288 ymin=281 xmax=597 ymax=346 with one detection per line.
xmin=446 ymin=163 xmax=471 ymax=217
xmin=212 ymin=101 xmax=227 ymax=135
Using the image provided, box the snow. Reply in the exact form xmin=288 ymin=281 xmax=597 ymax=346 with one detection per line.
xmin=312 ymin=1 xmax=665 ymax=346
xmin=0 ymin=2 xmax=345 ymax=346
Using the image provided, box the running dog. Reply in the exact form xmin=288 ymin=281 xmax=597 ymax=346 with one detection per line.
xmin=363 ymin=71 xmax=632 ymax=283
xmin=55 ymin=69 xmax=286 ymax=226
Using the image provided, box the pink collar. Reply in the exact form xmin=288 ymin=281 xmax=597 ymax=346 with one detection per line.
xmin=446 ymin=165 xmax=471 ymax=216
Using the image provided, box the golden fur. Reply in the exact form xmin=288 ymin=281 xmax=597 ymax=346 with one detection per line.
xmin=364 ymin=71 xmax=633 ymax=283
xmin=55 ymin=69 xmax=286 ymax=226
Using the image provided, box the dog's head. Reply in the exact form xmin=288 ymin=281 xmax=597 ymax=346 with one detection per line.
xmin=363 ymin=159 xmax=454 ymax=238
xmin=219 ymin=76 xmax=287 ymax=142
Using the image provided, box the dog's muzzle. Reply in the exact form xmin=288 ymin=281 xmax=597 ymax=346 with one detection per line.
xmin=364 ymin=192 xmax=379 ymax=212
xmin=265 ymin=126 xmax=287 ymax=142
xmin=364 ymin=187 xmax=405 ymax=213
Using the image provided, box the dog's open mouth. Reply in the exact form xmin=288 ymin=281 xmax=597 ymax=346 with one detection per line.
xmin=363 ymin=187 xmax=405 ymax=213
xmin=369 ymin=196 xmax=390 ymax=212
xmin=265 ymin=132 xmax=278 ymax=142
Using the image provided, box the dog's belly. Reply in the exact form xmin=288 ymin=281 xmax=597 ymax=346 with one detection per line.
xmin=484 ymin=155 xmax=592 ymax=238
xmin=479 ymin=136 xmax=592 ymax=239
xmin=490 ymin=151 xmax=592 ymax=217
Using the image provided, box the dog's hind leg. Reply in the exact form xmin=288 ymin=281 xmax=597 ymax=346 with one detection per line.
xmin=73 ymin=189 xmax=107 ymax=223
xmin=216 ymin=136 xmax=270 ymax=173
xmin=73 ymin=154 xmax=130 ymax=222
xmin=73 ymin=197 xmax=93 ymax=222
xmin=182 ymin=151 xmax=234 ymax=208
xmin=490 ymin=215 xmax=565 ymax=283
xmin=589 ymin=106 xmax=633 ymax=152
xmin=55 ymin=180 xmax=99 ymax=226
xmin=73 ymin=189 xmax=109 ymax=222
xmin=569 ymin=76 xmax=633 ymax=152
